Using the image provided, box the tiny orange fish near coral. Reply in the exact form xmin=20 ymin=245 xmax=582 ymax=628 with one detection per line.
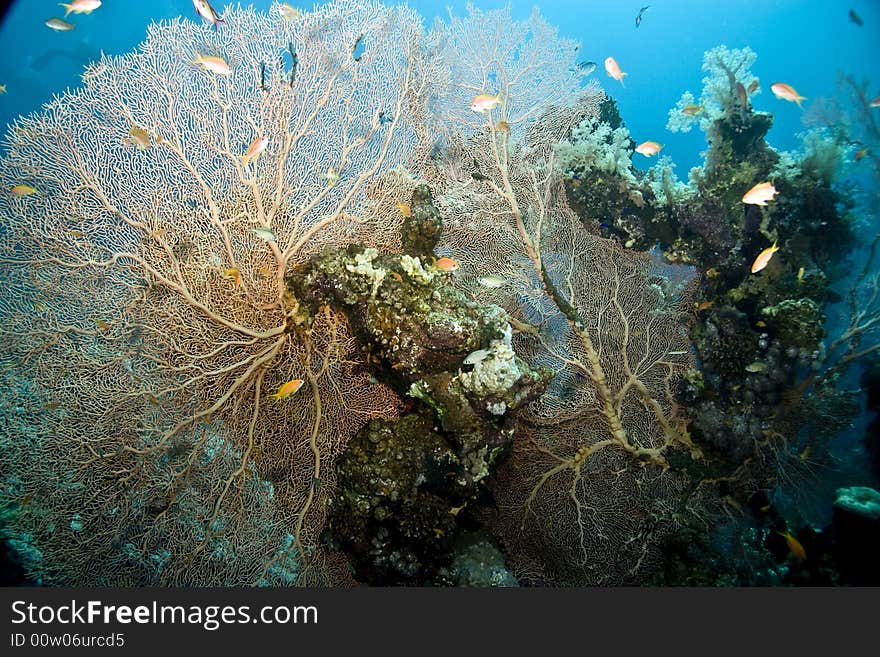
xmin=434 ymin=257 xmax=459 ymax=272
xmin=770 ymin=82 xmax=806 ymax=108
xmin=242 ymin=136 xmax=268 ymax=165
xmin=604 ymin=56 xmax=626 ymax=86
xmin=751 ymin=241 xmax=779 ymax=274
xmin=779 ymin=530 xmax=807 ymax=561
xmin=223 ymin=267 xmax=241 ymax=288
xmin=634 ymin=141 xmax=663 ymax=157
xmin=742 ymin=181 xmax=777 ymax=206
xmin=396 ymin=202 xmax=412 ymax=218
xmin=272 ymin=378 xmax=304 ymax=402
xmin=193 ymin=54 xmax=231 ymax=76
xmin=470 ymin=93 xmax=501 ymax=113
xmin=10 ymin=184 xmax=37 ymax=196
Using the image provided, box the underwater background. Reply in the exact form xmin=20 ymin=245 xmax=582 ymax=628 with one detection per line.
xmin=0 ymin=0 xmax=879 ymax=586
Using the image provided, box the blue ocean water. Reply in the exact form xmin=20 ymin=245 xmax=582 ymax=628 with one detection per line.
xmin=2 ymin=1 xmax=879 ymax=172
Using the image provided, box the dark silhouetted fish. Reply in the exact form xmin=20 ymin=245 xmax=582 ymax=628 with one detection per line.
xmin=849 ymin=9 xmax=863 ymax=26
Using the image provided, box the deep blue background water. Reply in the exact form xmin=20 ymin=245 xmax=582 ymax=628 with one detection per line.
xmin=1 ymin=0 xmax=879 ymax=174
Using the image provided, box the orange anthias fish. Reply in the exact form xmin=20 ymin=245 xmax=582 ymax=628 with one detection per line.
xmin=855 ymin=148 xmax=869 ymax=161
xmin=747 ymin=79 xmax=760 ymax=94
xmin=193 ymin=0 xmax=225 ymax=30
xmin=869 ymin=96 xmax=880 ymax=108
xmin=635 ymin=141 xmax=663 ymax=157
xmin=751 ymin=241 xmax=779 ymax=274
xmin=396 ymin=202 xmax=412 ymax=218
xmin=434 ymin=257 xmax=459 ymax=272
xmin=681 ymin=104 xmax=702 ymax=116
xmin=59 ymin=0 xmax=102 ymax=17
xmin=10 ymin=184 xmax=38 ymax=196
xmin=470 ymin=93 xmax=501 ymax=113
xmin=272 ymin=378 xmax=304 ymax=402
xmin=124 ymin=126 xmax=152 ymax=150
xmin=223 ymin=267 xmax=241 ymax=288
xmin=193 ymin=54 xmax=231 ymax=76
xmin=496 ymin=120 xmax=511 ymax=133
xmin=770 ymin=82 xmax=806 ymax=108
xmin=604 ymin=56 xmax=627 ymax=86
xmin=742 ymin=181 xmax=777 ymax=206
xmin=779 ymin=530 xmax=807 ymax=561
xmin=242 ymin=136 xmax=268 ymax=166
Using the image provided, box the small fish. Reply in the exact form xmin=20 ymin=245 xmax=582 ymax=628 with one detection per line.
xmin=751 ymin=241 xmax=779 ymax=274
xmin=736 ymin=82 xmax=748 ymax=108
xmin=145 ymin=393 xmax=160 ymax=406
xmin=470 ymin=93 xmax=501 ymax=113
xmin=253 ymin=226 xmax=277 ymax=242
xmin=747 ymin=79 xmax=760 ymax=94
xmin=193 ymin=0 xmax=224 ymax=30
xmin=272 ymin=378 xmax=304 ymax=402
xmin=681 ymin=104 xmax=702 ymax=116
xmin=496 ymin=120 xmax=510 ymax=133
xmin=870 ymin=96 xmax=880 ymax=108
xmin=759 ymin=504 xmax=771 ymax=513
xmin=634 ymin=141 xmax=663 ymax=157
xmin=855 ymin=147 xmax=869 ymax=161
xmin=695 ymin=300 xmax=715 ymax=312
xmin=849 ymin=9 xmax=863 ymax=26
xmin=778 ymin=530 xmax=807 ymax=561
xmin=742 ymin=181 xmax=777 ymax=206
xmin=799 ymin=445 xmax=811 ymax=461
xmin=433 ymin=257 xmax=459 ymax=272
xmin=572 ymin=60 xmax=597 ymax=75
xmin=41 ymin=401 xmax=62 ymax=411
xmin=45 ymin=17 xmax=75 ymax=31
xmin=0 ymin=84 xmax=6 ymax=94
xmin=241 ymin=135 xmax=268 ymax=166
xmin=797 ymin=266 xmax=805 ymax=283
xmin=223 ymin=267 xmax=241 ymax=288
xmin=668 ymin=350 xmax=688 ymax=356
xmin=745 ymin=361 xmax=766 ymax=373
xmin=94 ymin=318 xmax=110 ymax=331
xmin=278 ymin=3 xmax=302 ymax=20
xmin=478 ymin=275 xmax=507 ymax=289
xmin=67 ymin=229 xmax=84 ymax=237
xmin=11 ymin=184 xmax=38 ymax=196
xmin=463 ymin=349 xmax=491 ymax=365
xmin=325 ymin=166 xmax=340 ymax=187
xmin=193 ymin=54 xmax=231 ymax=76
xmin=396 ymin=202 xmax=412 ymax=218
xmin=770 ymin=82 xmax=806 ymax=108
xmin=604 ymin=56 xmax=627 ymax=86
xmin=124 ymin=126 xmax=152 ymax=150
xmin=59 ymin=0 xmax=101 ymax=17
xmin=755 ymin=320 xmax=767 ymax=328
xmin=390 ymin=272 xmax=403 ymax=282
xmin=705 ymin=267 xmax=720 ymax=278
xmin=635 ymin=5 xmax=650 ymax=28
xmin=377 ymin=111 xmax=392 ymax=125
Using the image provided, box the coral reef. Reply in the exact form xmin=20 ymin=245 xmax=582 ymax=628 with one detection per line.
xmin=0 ymin=0 xmax=877 ymax=589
